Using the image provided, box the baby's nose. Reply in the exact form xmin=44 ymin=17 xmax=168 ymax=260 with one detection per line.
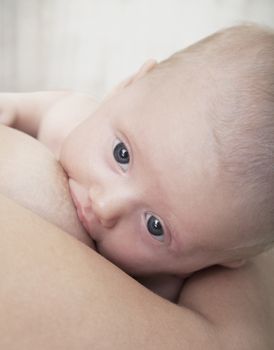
xmin=89 ymin=186 xmax=136 ymax=228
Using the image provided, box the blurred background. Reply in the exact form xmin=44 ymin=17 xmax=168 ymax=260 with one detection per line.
xmin=1 ymin=0 xmax=274 ymax=99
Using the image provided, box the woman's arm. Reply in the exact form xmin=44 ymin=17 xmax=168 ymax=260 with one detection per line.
xmin=1 ymin=193 xmax=274 ymax=349
xmin=0 ymin=193 xmax=218 ymax=350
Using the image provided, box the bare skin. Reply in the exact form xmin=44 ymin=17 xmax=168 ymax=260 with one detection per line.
xmin=1 ymin=28 xmax=274 ymax=298
xmin=0 ymin=90 xmax=185 ymax=301
xmin=0 ymin=125 xmax=274 ymax=349
xmin=0 ymin=84 xmax=271 ymax=302
xmin=1 ymin=194 xmax=274 ymax=349
xmin=0 ymin=124 xmax=94 ymax=248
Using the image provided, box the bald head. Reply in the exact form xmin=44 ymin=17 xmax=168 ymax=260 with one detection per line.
xmin=147 ymin=24 xmax=274 ymax=255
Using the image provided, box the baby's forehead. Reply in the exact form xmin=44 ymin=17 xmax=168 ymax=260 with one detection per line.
xmin=117 ymin=86 xmax=217 ymax=185
xmin=120 ymin=83 xmax=212 ymax=149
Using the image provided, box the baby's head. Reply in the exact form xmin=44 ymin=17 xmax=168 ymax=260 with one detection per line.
xmin=60 ymin=24 xmax=274 ymax=276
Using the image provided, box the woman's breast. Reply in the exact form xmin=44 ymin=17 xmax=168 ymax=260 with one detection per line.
xmin=0 ymin=124 xmax=94 ymax=248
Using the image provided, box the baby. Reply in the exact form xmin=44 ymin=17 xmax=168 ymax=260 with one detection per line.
xmin=1 ymin=24 xmax=273 ymax=301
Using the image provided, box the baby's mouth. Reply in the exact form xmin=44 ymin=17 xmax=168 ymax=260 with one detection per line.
xmin=69 ymin=184 xmax=93 ymax=235
xmin=70 ymin=189 xmax=89 ymax=231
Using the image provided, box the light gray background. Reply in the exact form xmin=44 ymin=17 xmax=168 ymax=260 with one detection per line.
xmin=1 ymin=0 xmax=274 ymax=98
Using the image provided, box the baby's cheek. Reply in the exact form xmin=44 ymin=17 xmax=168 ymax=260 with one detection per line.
xmin=59 ymin=145 xmax=70 ymax=174
xmin=59 ymin=136 xmax=79 ymax=177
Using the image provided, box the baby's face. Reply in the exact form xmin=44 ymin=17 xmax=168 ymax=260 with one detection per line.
xmin=60 ymin=75 xmax=246 ymax=276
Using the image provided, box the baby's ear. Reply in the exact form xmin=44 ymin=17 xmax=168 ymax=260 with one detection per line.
xmin=121 ymin=59 xmax=157 ymax=88
xmin=105 ymin=59 xmax=157 ymax=99
xmin=222 ymin=259 xmax=246 ymax=269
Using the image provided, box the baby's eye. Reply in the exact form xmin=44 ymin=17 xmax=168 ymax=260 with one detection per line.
xmin=146 ymin=214 xmax=165 ymax=241
xmin=113 ymin=141 xmax=130 ymax=171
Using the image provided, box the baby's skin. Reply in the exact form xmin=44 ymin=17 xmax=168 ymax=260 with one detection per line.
xmin=1 ymin=25 xmax=274 ymax=347
xmin=1 ymin=25 xmax=273 ymax=302
xmin=0 ymin=81 xmax=241 ymax=301
xmin=0 ymin=88 xmax=184 ymax=301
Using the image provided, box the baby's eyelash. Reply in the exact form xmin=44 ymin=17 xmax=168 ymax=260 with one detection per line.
xmin=113 ymin=139 xmax=130 ymax=172
xmin=145 ymin=213 xmax=165 ymax=241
